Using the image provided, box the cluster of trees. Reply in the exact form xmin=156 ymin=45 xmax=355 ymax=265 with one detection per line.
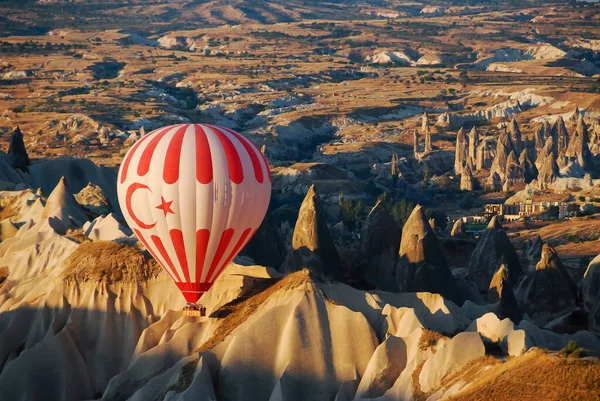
xmin=0 ymin=41 xmax=87 ymax=54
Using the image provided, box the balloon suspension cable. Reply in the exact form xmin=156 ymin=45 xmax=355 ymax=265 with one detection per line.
xmin=183 ymin=302 xmax=206 ymax=317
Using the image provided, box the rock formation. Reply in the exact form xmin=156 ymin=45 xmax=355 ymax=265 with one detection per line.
xmin=413 ymin=130 xmax=420 ymax=156
xmin=423 ymin=113 xmax=432 ymax=152
xmin=1 ymin=183 xmax=600 ymax=401
xmin=519 ymin=148 xmax=538 ymax=183
xmin=468 ymin=127 xmax=478 ymax=161
xmin=454 ymin=127 xmax=468 ymax=175
xmin=42 ymin=176 xmax=90 ymax=232
xmin=537 ymin=134 xmax=558 ymax=170
xmin=75 ymin=182 xmax=111 ymax=217
xmin=476 ymin=139 xmax=492 ymax=170
xmin=504 ymin=150 xmax=524 ymax=189
xmin=488 ymin=172 xmax=502 ymax=191
xmin=536 ymin=137 xmax=559 ymax=189
xmin=489 ymin=130 xmax=513 ymax=184
xmin=282 ymin=185 xmax=341 ymax=277
xmin=436 ymin=112 xmax=451 ymax=128
xmin=98 ymin=126 xmax=110 ymax=146
xmin=361 ymin=201 xmax=400 ymax=291
xmin=242 ymin=208 xmax=285 ymax=269
xmin=569 ymin=106 xmax=581 ymax=123
xmin=82 ymin=213 xmax=132 ymax=241
xmin=552 ymin=116 xmax=569 ymax=153
xmin=422 ymin=112 xmax=429 ymax=132
xmin=123 ymin=131 xmax=140 ymax=147
xmin=507 ymin=118 xmax=522 ymax=154
xmin=460 ymin=164 xmax=475 ymax=191
xmin=7 ymin=126 xmax=30 ymax=172
xmin=519 ymin=244 xmax=577 ymax=325
xmin=488 ymin=263 xmax=508 ymax=304
xmin=428 ymin=218 xmax=436 ymax=230
xmin=523 ymin=136 xmax=533 ymax=158
xmin=526 ymin=235 xmax=543 ymax=272
xmin=535 ymin=120 xmax=551 ymax=150
xmin=575 ymin=116 xmax=594 ymax=170
xmin=390 ymin=153 xmax=400 ymax=187
xmin=488 ymin=263 xmax=523 ymax=323
xmin=396 ymin=205 xmax=461 ymax=304
xmin=565 ymin=115 xmax=593 ymax=169
xmin=450 ymin=218 xmax=465 ymax=237
xmin=418 ymin=332 xmax=485 ymax=393
xmin=582 ymin=254 xmax=600 ymax=335
xmin=467 ymin=216 xmax=522 ymax=293
xmin=543 ymin=309 xmax=589 ymax=334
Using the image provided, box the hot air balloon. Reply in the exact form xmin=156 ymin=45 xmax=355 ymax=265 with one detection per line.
xmin=117 ymin=124 xmax=271 ymax=315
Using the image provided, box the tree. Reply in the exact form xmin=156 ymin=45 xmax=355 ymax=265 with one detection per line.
xmin=338 ymin=195 xmax=361 ymax=232
xmin=459 ymin=70 xmax=469 ymax=88
xmin=423 ymin=167 xmax=431 ymax=186
xmin=459 ymin=196 xmax=475 ymax=210
xmin=567 ymin=204 xmax=580 ymax=214
xmin=546 ymin=205 xmax=559 ymax=219
xmin=425 ymin=208 xmax=448 ymax=230
xmin=377 ymin=191 xmax=391 ymax=205
xmin=391 ymin=198 xmax=415 ymax=228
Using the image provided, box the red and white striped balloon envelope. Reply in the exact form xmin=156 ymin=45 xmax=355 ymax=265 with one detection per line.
xmin=117 ymin=124 xmax=271 ymax=303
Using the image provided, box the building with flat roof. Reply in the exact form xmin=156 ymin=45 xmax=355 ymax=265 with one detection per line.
xmin=484 ymin=200 xmax=570 ymax=221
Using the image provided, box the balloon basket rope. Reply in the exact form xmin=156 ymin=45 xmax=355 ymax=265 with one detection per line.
xmin=183 ymin=303 xmax=206 ymax=317
xmin=184 ymin=310 xmax=203 ymax=317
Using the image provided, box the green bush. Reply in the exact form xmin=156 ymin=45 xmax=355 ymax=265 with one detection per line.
xmin=426 ymin=209 xmax=448 ymax=230
xmin=459 ymin=196 xmax=475 ymax=210
xmin=546 ymin=205 xmax=559 ymax=219
xmin=391 ymin=199 xmax=415 ymax=228
xmin=338 ymin=195 xmax=361 ymax=232
xmin=566 ymin=234 xmax=579 ymax=243
xmin=377 ymin=192 xmax=390 ymax=205
xmin=559 ymin=340 xmax=586 ymax=358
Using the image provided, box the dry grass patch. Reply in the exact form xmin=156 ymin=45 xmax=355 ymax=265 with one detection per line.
xmin=62 ymin=241 xmax=162 ymax=284
xmin=412 ymin=361 xmax=428 ymax=401
xmin=418 ymin=329 xmax=449 ymax=351
xmin=0 ymin=192 xmax=23 ymax=221
xmin=440 ymin=355 xmax=499 ymax=390
xmin=65 ymin=228 xmax=92 ymax=244
xmin=0 ymin=267 xmax=8 ymax=289
xmin=445 ymin=349 xmax=600 ymax=401
xmin=0 ymin=203 xmax=16 ymax=222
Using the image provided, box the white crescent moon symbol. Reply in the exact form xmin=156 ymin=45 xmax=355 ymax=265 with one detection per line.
xmin=125 ymin=182 xmax=157 ymax=229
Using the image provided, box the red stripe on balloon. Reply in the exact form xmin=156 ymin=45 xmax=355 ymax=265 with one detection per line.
xmin=210 ymin=227 xmax=253 ymax=282
xmin=210 ymin=125 xmax=244 ymax=184
xmin=175 ymin=282 xmax=213 ymax=303
xmin=151 ymin=234 xmax=183 ymax=282
xmin=126 ymin=183 xmax=157 ymax=229
xmin=195 ymin=228 xmax=210 ymax=284
xmin=205 ymin=228 xmax=235 ymax=282
xmin=134 ymin=228 xmax=177 ymax=282
xmin=222 ymin=127 xmax=264 ymax=184
xmin=119 ymin=132 xmax=154 ymax=184
xmin=170 ymin=229 xmax=191 ymax=283
xmin=137 ymin=125 xmax=177 ymax=177
xmin=163 ymin=125 xmax=188 ymax=184
xmin=194 ymin=125 xmax=213 ymax=184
